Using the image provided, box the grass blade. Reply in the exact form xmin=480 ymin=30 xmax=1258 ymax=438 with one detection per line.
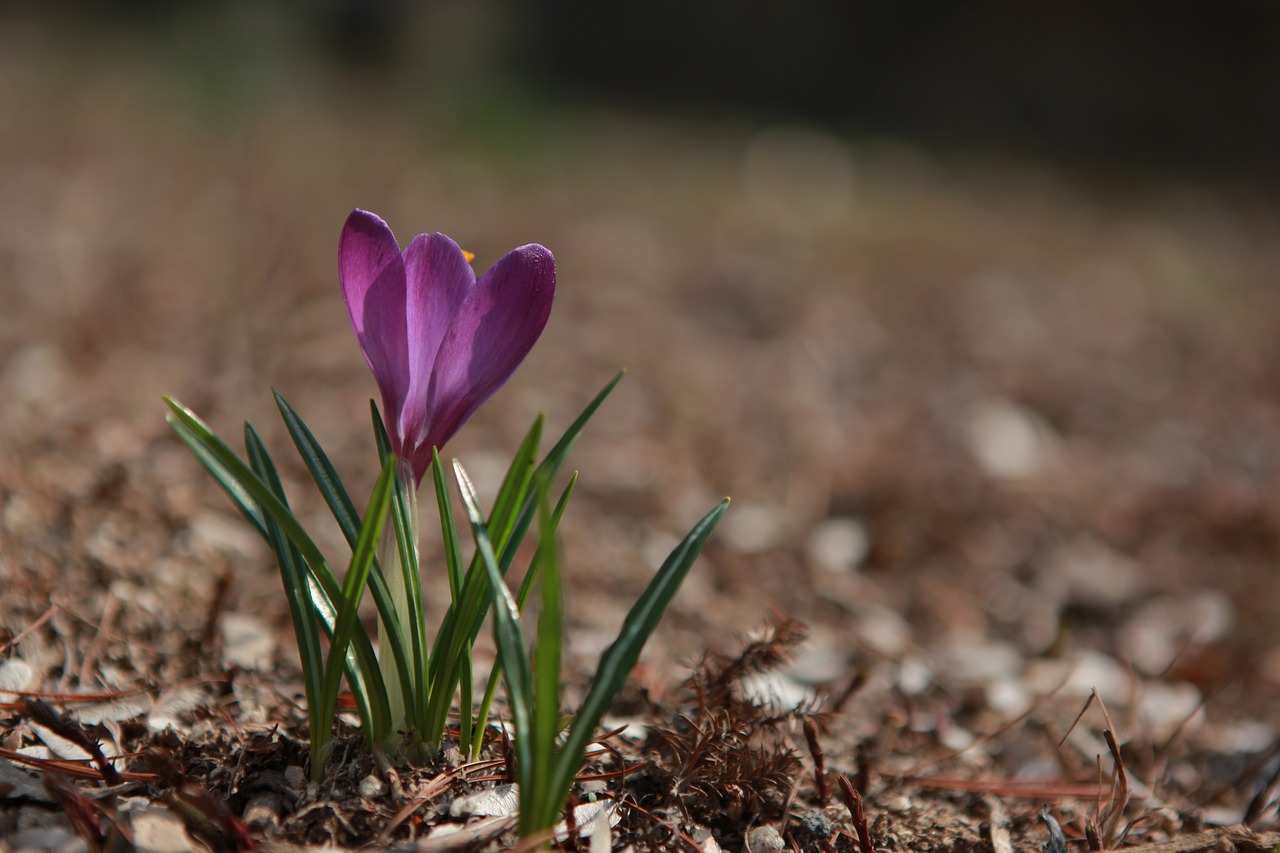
xmin=532 ymin=370 xmax=624 ymax=491
xmin=317 ymin=455 xmax=396 ymax=771
xmin=240 ymin=426 xmax=326 ymax=754
xmin=244 ymin=423 xmax=390 ymax=755
xmin=455 ymin=461 xmax=533 ymax=799
xmin=529 ymin=485 xmax=564 ymax=830
xmin=431 ymin=448 xmax=465 ymax=602
xmin=420 ymin=372 xmax=623 ymax=748
xmin=273 ymin=391 xmax=415 ymax=721
xmin=387 ymin=459 xmax=428 ymax=732
xmin=549 ymin=498 xmax=730 ymax=803
xmin=167 ymin=417 xmax=266 ymax=540
xmin=472 ymin=473 xmax=577 ymax=760
xmin=165 ymin=397 xmax=391 ymax=742
xmin=421 ymin=418 xmax=543 ymax=745
xmin=481 ymin=370 xmax=624 ymax=607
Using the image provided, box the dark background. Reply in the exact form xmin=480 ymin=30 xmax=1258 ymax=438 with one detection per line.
xmin=11 ymin=1 xmax=1278 ymax=177
xmin=528 ymin=2 xmax=1280 ymax=177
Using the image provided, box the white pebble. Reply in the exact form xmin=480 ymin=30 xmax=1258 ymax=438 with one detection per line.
xmin=966 ymin=399 xmax=1057 ymax=480
xmin=807 ymin=516 xmax=870 ymax=573
xmin=358 ymin=774 xmax=386 ymax=799
xmin=745 ymin=824 xmax=785 ymax=853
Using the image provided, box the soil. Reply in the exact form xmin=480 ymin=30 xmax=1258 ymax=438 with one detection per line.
xmin=3 ymin=17 xmax=1280 ymax=853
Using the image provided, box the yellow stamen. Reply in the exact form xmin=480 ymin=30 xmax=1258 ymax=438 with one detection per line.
xmin=462 ymin=250 xmax=476 ymax=264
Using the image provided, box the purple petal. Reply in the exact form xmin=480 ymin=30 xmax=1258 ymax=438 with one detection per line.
xmin=339 ymin=210 xmax=411 ymax=454
xmin=399 ymin=233 xmax=476 ymax=454
xmin=413 ymin=244 xmax=555 ymax=474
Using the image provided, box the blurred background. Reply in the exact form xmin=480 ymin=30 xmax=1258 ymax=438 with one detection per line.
xmin=3 ymin=0 xmax=1280 ymax=741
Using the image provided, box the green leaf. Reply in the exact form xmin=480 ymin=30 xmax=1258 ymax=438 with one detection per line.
xmin=167 ymin=416 xmax=266 ymax=540
xmin=273 ymin=390 xmax=415 ymax=722
xmin=420 ymin=371 xmax=624 ymax=749
xmin=371 ymin=400 xmax=393 ymax=464
xmin=472 ymin=473 xmax=577 ymax=760
xmin=421 ymin=416 xmax=543 ymax=746
xmin=164 ymin=397 xmax=391 ymax=742
xmin=240 ymin=426 xmax=325 ymax=743
xmin=487 ymin=370 xmax=625 ymax=600
xmin=387 ymin=460 xmax=428 ymax=730
xmin=483 ymin=415 xmax=546 ymax=557
xmin=548 ymin=498 xmax=730 ymax=808
xmin=529 ymin=484 xmax=564 ymax=831
xmin=455 ymin=460 xmax=534 ymax=796
xmin=431 ymin=448 xmax=465 ymax=603
xmin=243 ymin=423 xmax=390 ymax=771
xmin=369 ymin=400 xmax=431 ymax=734
xmin=316 ymin=455 xmax=396 ymax=763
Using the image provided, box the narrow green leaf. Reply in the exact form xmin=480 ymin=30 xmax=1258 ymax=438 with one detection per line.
xmin=369 ymin=399 xmax=431 ymax=733
xmin=241 ymin=426 xmax=325 ymax=736
xmin=371 ymin=400 xmax=393 ymax=464
xmin=481 ymin=369 xmax=624 ymax=605
xmin=422 ymin=419 xmax=543 ymax=744
xmin=548 ymin=498 xmax=730 ymax=804
xmin=387 ymin=460 xmax=428 ymax=731
xmin=457 ymin=655 xmax=473 ymax=756
xmin=455 ymin=460 xmax=533 ymax=798
xmin=420 ymin=371 xmax=623 ymax=748
xmin=245 ymin=423 xmax=389 ymax=753
xmin=273 ymin=389 xmax=358 ymax=539
xmin=530 ymin=484 xmax=563 ymax=830
xmin=431 ymin=449 xmax=464 ymax=603
xmin=275 ymin=391 xmax=415 ymax=714
xmin=165 ymin=397 xmax=391 ymax=742
xmin=166 ymin=414 xmax=266 ymax=539
xmin=512 ymin=475 xmax=577 ymax=618
xmin=484 ymin=415 xmax=545 ymax=556
xmin=473 ymin=473 xmax=577 ymax=759
xmin=317 ymin=456 xmax=396 ymax=757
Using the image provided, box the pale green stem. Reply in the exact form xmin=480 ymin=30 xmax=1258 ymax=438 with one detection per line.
xmin=377 ymin=459 xmax=419 ymax=736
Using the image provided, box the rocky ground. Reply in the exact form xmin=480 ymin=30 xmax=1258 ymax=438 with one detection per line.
xmin=3 ymin=18 xmax=1280 ymax=852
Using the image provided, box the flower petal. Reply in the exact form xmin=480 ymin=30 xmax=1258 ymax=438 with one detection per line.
xmin=399 ymin=232 xmax=476 ymax=454
xmin=339 ymin=210 xmax=411 ymax=453
xmin=414 ymin=243 xmax=556 ymax=473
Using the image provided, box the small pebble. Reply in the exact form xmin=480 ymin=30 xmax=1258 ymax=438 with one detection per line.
xmin=1025 ymin=650 xmax=1128 ymax=699
xmin=854 ymin=605 xmax=911 ymax=657
xmin=189 ymin=511 xmax=263 ymax=561
xmin=0 ymin=658 xmax=33 ymax=702
xmin=284 ymin=765 xmax=306 ymax=789
xmin=986 ymin=678 xmax=1032 ymax=715
xmin=221 ymin=613 xmax=277 ymax=671
xmin=130 ymin=805 xmax=197 ymax=852
xmin=1043 ymin=538 xmax=1143 ymax=607
xmin=745 ymin=824 xmax=785 ymax=853
xmin=897 ymin=657 xmax=933 ymax=695
xmin=688 ymin=827 xmax=722 ymax=853
xmin=966 ymin=398 xmax=1057 ymax=480
xmin=3 ymin=343 xmax=69 ymax=404
xmin=358 ymin=773 xmax=386 ymax=799
xmin=807 ymin=515 xmax=870 ymax=573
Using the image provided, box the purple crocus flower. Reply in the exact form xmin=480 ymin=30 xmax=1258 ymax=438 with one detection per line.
xmin=340 ymin=209 xmax=555 ymax=484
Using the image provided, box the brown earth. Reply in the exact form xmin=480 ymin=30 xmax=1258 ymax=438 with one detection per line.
xmin=3 ymin=16 xmax=1280 ymax=853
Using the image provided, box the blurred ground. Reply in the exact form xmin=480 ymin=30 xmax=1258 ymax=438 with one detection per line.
xmin=3 ymin=9 xmax=1280 ymax=852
